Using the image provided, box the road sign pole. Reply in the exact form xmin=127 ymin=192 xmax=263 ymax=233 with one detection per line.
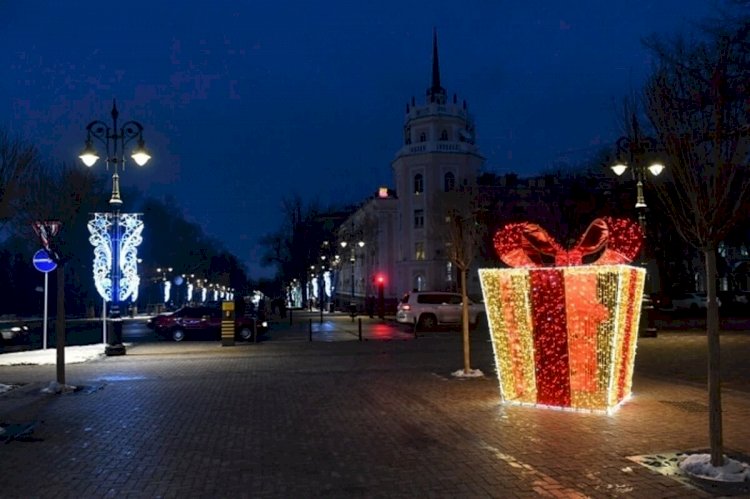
xmin=43 ymin=272 xmax=48 ymax=350
xmin=32 ymin=248 xmax=57 ymax=351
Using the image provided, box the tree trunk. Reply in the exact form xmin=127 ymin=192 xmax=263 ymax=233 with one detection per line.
xmin=460 ymin=268 xmax=471 ymax=373
xmin=705 ymin=248 xmax=724 ymax=467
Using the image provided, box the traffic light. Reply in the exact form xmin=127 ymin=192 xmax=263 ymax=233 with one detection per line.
xmin=375 ymin=273 xmax=385 ymax=319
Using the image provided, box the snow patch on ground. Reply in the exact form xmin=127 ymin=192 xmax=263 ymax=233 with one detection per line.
xmin=680 ymin=453 xmax=750 ymax=482
xmin=40 ymin=381 xmax=78 ymax=394
xmin=0 ymin=345 xmax=105 ymax=366
xmin=451 ymin=368 xmax=484 ymax=378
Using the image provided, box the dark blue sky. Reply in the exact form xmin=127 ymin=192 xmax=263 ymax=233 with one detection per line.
xmin=1 ymin=1 xmax=715 ymax=278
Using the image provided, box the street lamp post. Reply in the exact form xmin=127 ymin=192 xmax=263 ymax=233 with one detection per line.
xmin=156 ymin=267 xmax=173 ymax=308
xmin=80 ymin=100 xmax=151 ymax=356
xmin=308 ymin=265 xmax=317 ymax=311
xmin=610 ymin=115 xmax=664 ymax=337
xmin=319 ymin=254 xmax=331 ymax=312
xmin=340 ymin=240 xmax=365 ymax=311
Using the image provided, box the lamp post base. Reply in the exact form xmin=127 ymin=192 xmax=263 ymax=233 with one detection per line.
xmin=105 ymin=343 xmax=126 ymax=356
xmin=105 ymin=315 xmax=127 ymax=356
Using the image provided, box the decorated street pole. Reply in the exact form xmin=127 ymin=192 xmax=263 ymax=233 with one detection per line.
xmin=79 ymin=100 xmax=151 ymax=356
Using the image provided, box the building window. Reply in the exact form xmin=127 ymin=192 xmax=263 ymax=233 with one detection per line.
xmin=414 ymin=174 xmax=424 ymax=194
xmin=404 ymin=126 xmax=411 ymax=145
xmin=444 ymin=172 xmax=455 ymax=192
xmin=415 ymin=242 xmax=425 ymax=260
xmin=440 ymin=129 xmax=448 ymax=141
xmin=414 ymin=209 xmax=424 ymax=229
xmin=419 ymin=132 xmax=426 ymax=142
xmin=446 ymin=261 xmax=453 ymax=283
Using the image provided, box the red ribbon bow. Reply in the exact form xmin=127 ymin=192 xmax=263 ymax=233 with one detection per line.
xmin=493 ymin=217 xmax=643 ymax=268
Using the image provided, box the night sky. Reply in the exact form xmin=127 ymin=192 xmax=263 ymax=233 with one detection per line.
xmin=1 ymin=1 xmax=715 ymax=279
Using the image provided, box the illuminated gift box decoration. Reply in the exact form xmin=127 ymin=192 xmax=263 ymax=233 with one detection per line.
xmin=478 ymin=217 xmax=645 ymax=413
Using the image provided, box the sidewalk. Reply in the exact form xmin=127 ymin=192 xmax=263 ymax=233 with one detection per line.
xmin=1 ymin=318 xmax=749 ymax=497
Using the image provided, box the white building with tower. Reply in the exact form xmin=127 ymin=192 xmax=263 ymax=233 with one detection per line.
xmin=336 ymin=31 xmax=485 ymax=307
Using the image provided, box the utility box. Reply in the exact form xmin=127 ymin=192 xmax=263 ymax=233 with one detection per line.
xmin=221 ymin=301 xmax=235 ymax=346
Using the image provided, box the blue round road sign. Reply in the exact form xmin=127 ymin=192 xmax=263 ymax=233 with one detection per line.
xmin=33 ymin=249 xmax=57 ymax=273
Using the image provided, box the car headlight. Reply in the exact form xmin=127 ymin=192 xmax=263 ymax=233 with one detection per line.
xmin=261 ymin=321 xmax=268 ymax=328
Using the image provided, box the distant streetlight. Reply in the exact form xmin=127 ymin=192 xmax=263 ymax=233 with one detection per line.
xmin=340 ymin=239 xmax=365 ymax=308
xmin=156 ymin=267 xmax=174 ymax=305
xmin=81 ymin=100 xmax=151 ymax=356
xmin=610 ymin=116 xmax=664 ymax=231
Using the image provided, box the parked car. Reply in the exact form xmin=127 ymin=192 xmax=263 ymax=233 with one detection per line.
xmin=650 ymin=293 xmax=671 ymax=311
xmin=667 ymin=292 xmax=721 ymax=312
xmin=396 ymin=291 xmax=486 ymax=331
xmin=0 ymin=322 xmax=31 ymax=349
xmin=147 ymin=305 xmax=268 ymax=342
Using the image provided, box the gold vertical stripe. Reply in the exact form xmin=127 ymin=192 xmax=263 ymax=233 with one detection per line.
xmin=510 ymin=271 xmax=537 ymax=404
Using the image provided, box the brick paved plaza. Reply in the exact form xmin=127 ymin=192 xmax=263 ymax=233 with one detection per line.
xmin=1 ymin=312 xmax=750 ymax=498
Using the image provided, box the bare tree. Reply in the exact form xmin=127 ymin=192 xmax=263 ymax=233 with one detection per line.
xmin=433 ymin=185 xmax=488 ymax=374
xmin=643 ymin=5 xmax=750 ymax=466
xmin=259 ymin=194 xmax=342 ymax=302
xmin=0 ymin=130 xmax=39 ymax=233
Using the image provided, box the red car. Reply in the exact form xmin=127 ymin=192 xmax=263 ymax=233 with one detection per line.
xmin=147 ymin=305 xmax=268 ymax=342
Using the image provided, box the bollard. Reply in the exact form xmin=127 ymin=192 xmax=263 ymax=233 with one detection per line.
xmin=309 ymin=318 xmax=312 ymax=342
xmin=413 ymin=318 xmax=418 ymax=339
xmin=289 ymin=309 xmax=293 ymax=326
xmin=320 ymin=307 xmax=323 ymax=324
xmin=358 ymin=317 xmax=362 ymax=341
xmin=221 ymin=301 xmax=235 ymax=346
xmin=252 ymin=318 xmax=257 ymax=343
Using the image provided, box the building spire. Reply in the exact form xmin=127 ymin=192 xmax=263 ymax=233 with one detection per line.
xmin=432 ymin=28 xmax=441 ymax=92
xmin=427 ymin=28 xmax=446 ymax=103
